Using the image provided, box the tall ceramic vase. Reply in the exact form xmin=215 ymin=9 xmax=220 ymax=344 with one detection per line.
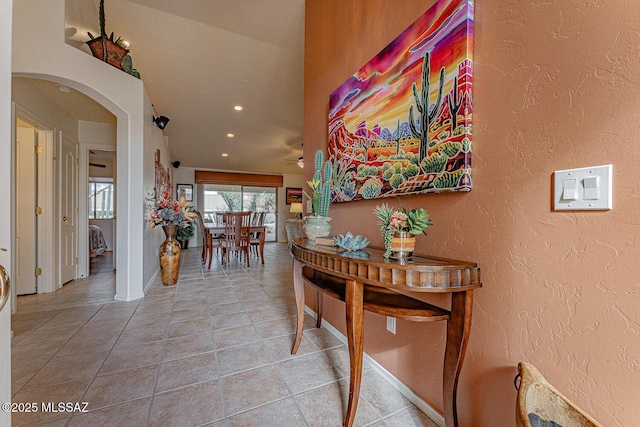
xmin=390 ymin=231 xmax=415 ymax=260
xmin=304 ymin=216 xmax=331 ymax=240
xmin=159 ymin=225 xmax=181 ymax=286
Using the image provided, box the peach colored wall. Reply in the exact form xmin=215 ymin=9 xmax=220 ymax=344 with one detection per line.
xmin=304 ymin=1 xmax=640 ymax=426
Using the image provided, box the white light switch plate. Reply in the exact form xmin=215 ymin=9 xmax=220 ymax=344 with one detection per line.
xmin=554 ymin=165 xmax=612 ymax=211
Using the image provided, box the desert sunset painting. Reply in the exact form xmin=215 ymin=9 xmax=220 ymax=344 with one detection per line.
xmin=328 ymin=0 xmax=474 ymax=202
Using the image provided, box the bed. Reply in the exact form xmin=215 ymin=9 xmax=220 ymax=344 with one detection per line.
xmin=89 ymin=225 xmax=107 ymax=257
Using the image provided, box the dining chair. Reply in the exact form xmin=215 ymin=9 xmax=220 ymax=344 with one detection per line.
xmin=195 ymin=211 xmax=213 ymax=268
xmin=218 ymin=211 xmax=252 ymax=267
xmin=249 ymin=212 xmax=266 ymax=263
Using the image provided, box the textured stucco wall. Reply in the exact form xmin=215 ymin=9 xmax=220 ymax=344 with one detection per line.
xmin=304 ymin=1 xmax=640 ymax=425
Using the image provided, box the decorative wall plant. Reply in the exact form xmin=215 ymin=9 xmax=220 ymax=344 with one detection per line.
xmin=328 ymin=0 xmax=474 ymax=202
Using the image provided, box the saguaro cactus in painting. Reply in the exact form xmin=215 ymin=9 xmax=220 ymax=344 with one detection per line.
xmin=408 ymin=51 xmax=445 ymax=163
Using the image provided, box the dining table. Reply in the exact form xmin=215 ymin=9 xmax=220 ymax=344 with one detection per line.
xmin=204 ymin=224 xmax=267 ymax=265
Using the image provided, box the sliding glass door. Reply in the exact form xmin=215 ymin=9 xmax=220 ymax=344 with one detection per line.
xmin=203 ymin=184 xmax=277 ymax=242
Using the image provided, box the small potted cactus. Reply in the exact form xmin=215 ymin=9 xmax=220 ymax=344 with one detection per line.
xmin=303 ymin=150 xmax=333 ymax=239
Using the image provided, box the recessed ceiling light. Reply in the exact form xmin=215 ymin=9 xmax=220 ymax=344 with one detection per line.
xmin=227 ymin=133 xmax=234 ymax=138
xmin=222 ymin=153 xmax=229 ymax=157
xmin=57 ymin=85 xmax=71 ymax=93
xmin=234 ymin=105 xmax=243 ymax=111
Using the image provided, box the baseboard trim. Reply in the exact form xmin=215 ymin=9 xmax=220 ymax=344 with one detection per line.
xmin=303 ymin=305 xmax=445 ymax=427
xmin=144 ymin=266 xmax=160 ymax=295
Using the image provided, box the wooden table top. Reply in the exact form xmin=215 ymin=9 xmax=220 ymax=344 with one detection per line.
xmin=292 ymin=238 xmax=481 ymax=292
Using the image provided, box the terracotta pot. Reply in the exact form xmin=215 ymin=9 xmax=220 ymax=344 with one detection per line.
xmin=86 ymin=37 xmax=129 ymax=70
xmin=390 ymin=231 xmax=415 ymax=260
xmin=159 ymin=225 xmax=181 ymax=285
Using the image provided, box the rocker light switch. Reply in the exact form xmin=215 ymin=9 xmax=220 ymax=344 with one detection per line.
xmin=562 ymin=178 xmax=577 ymax=201
xmin=554 ymin=165 xmax=612 ymax=211
xmin=583 ymin=176 xmax=599 ymax=200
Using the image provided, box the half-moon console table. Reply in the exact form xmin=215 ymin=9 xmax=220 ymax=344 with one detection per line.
xmin=290 ymin=238 xmax=481 ymax=427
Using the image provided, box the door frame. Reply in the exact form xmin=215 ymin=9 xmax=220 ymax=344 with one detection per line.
xmin=78 ymin=143 xmax=116 ymax=278
xmin=13 ymin=103 xmax=56 ymax=295
xmin=1 ymin=1 xmax=14 ymax=422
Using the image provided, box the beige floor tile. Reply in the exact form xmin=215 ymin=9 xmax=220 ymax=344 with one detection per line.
xmin=23 ymin=351 xmax=108 ymax=390
xmin=214 ymin=324 xmax=262 ymax=350
xmin=172 ymin=298 xmax=208 ymax=311
xmin=383 ymin=406 xmax=440 ymax=427
xmin=53 ymin=331 xmax=119 ymax=358
xmin=11 ymin=379 xmax=91 ymax=427
xmin=221 ymin=365 xmax=290 ymax=416
xmin=115 ymin=323 xmax=167 ymax=348
xmin=167 ymin=317 xmax=212 ymax=339
xmin=99 ymin=341 xmax=165 ymax=374
xmin=148 ymin=380 xmax=224 ymax=427
xmin=67 ymin=397 xmax=152 ymax=427
xmin=127 ymin=310 xmax=172 ymax=328
xmin=163 ymin=331 xmax=215 ymax=361
xmin=228 ymin=397 xmax=307 ymax=426
xmin=254 ymin=317 xmax=297 ymax=339
xmin=305 ymin=327 xmax=345 ymax=350
xmin=276 ymin=352 xmax=345 ymax=395
xmin=295 ymin=379 xmax=380 ymax=427
xmin=262 ymin=334 xmax=318 ymax=362
xmin=209 ymin=301 xmax=245 ymax=317
xmin=245 ymin=306 xmax=291 ymax=324
xmin=210 ymin=312 xmax=252 ymax=330
xmin=156 ymin=352 xmax=218 ymax=393
xmin=83 ymin=365 xmax=158 ymax=410
xmin=170 ymin=307 xmax=209 ymax=323
xmin=216 ymin=341 xmax=272 ymax=377
xmin=360 ymin=370 xmax=412 ymax=417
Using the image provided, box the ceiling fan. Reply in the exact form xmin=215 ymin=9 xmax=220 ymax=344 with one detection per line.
xmin=89 ymin=150 xmax=107 ymax=168
xmin=283 ymin=156 xmax=304 ymax=168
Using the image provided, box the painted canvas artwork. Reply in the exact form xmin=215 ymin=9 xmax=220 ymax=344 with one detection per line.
xmin=329 ymin=0 xmax=474 ymax=202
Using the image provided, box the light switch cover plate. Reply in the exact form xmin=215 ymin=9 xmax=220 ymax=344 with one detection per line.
xmin=553 ymin=165 xmax=612 ymax=211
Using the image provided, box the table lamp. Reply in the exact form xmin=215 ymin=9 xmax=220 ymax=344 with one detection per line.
xmin=290 ymin=202 xmax=303 ymax=219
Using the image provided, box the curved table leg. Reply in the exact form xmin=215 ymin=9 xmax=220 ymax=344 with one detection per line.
xmin=443 ymin=290 xmax=474 ymax=427
xmin=316 ymin=288 xmax=323 ymax=328
xmin=344 ymin=279 xmax=364 ymax=427
xmin=291 ymin=259 xmax=305 ymax=354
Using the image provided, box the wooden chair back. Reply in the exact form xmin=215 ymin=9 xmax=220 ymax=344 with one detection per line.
xmin=251 ymin=211 xmax=266 ymax=226
xmin=220 ymin=212 xmax=252 ymax=266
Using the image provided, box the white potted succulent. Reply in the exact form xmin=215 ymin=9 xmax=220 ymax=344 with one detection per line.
xmin=303 ymin=150 xmax=333 ymax=239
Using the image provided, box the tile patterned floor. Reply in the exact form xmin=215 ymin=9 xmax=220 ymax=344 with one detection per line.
xmin=11 ymin=244 xmax=438 ymax=427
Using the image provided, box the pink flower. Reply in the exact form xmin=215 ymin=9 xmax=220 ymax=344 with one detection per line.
xmin=389 ymin=211 xmax=408 ymax=231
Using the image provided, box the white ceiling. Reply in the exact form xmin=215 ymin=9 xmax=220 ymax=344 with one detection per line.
xmin=32 ymin=0 xmax=306 ymax=175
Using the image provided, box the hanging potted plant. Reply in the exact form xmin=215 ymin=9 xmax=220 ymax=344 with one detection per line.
xmin=303 ymin=150 xmax=333 ymax=240
xmin=86 ymin=0 xmax=130 ymax=71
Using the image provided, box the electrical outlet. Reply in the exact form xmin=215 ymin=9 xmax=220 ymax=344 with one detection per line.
xmin=386 ymin=316 xmax=396 ymax=334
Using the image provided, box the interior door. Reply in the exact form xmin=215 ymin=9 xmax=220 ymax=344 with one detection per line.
xmin=1 ymin=1 xmax=14 ymax=420
xmin=60 ymin=137 xmax=78 ymax=284
xmin=16 ymin=126 xmax=37 ymax=295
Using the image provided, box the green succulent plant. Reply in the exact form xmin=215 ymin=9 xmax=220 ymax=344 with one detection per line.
xmin=374 ymin=204 xmax=433 ymax=258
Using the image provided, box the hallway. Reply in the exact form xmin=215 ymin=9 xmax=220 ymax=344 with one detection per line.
xmin=10 ymin=243 xmax=436 ymax=426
